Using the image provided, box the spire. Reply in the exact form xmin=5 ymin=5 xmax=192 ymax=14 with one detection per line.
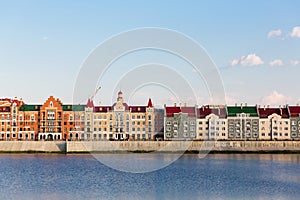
xmin=117 ymin=90 xmax=123 ymax=102
xmin=86 ymin=98 xmax=94 ymax=108
xmin=147 ymin=98 xmax=153 ymax=107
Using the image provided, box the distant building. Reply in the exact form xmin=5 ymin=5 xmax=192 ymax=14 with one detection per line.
xmin=258 ymin=106 xmax=290 ymax=140
xmin=226 ymin=104 xmax=259 ymax=140
xmin=196 ymin=105 xmax=227 ymax=140
xmin=164 ymin=104 xmax=197 ymax=140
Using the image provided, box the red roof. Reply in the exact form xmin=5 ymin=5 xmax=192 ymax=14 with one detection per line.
xmin=94 ymin=106 xmax=111 ymax=112
xmin=197 ymin=105 xmax=226 ymax=118
xmin=86 ymin=99 xmax=94 ymax=108
xmin=129 ymin=106 xmax=146 ymax=112
xmin=165 ymin=106 xmax=195 ymax=117
xmin=258 ymin=107 xmax=289 ymax=118
xmin=288 ymin=106 xmax=300 ymax=117
xmin=147 ymin=98 xmax=153 ymax=107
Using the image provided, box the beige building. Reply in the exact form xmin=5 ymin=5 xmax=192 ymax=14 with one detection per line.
xmin=196 ymin=105 xmax=227 ymax=140
xmin=258 ymin=107 xmax=290 ymax=140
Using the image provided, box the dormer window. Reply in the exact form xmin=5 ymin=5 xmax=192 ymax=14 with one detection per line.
xmin=50 ymin=101 xmax=53 ymax=107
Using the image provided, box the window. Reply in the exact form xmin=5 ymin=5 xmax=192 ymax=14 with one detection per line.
xmin=166 ymin=121 xmax=171 ymax=125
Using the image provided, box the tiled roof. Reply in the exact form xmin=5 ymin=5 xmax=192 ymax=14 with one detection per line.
xmin=258 ymin=107 xmax=289 ymax=118
xmin=197 ymin=105 xmax=227 ymax=118
xmin=94 ymin=106 xmax=112 ymax=112
xmin=19 ymin=105 xmax=41 ymax=111
xmin=165 ymin=106 xmax=195 ymax=117
xmin=62 ymin=105 xmax=85 ymax=111
xmin=288 ymin=106 xmax=300 ymax=117
xmin=227 ymin=106 xmax=258 ymax=117
xmin=129 ymin=106 xmax=146 ymax=112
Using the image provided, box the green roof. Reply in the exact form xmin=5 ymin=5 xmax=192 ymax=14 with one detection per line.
xmin=19 ymin=105 xmax=41 ymax=111
xmin=227 ymin=106 xmax=258 ymax=117
xmin=62 ymin=105 xmax=85 ymax=111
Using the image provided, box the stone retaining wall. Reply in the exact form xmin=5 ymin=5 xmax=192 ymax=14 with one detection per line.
xmin=0 ymin=141 xmax=300 ymax=153
xmin=0 ymin=141 xmax=66 ymax=152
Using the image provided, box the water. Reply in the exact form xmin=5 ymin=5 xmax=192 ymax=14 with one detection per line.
xmin=0 ymin=153 xmax=299 ymax=200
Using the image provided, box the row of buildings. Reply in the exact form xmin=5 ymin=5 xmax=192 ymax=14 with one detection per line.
xmin=1 ymin=91 xmax=300 ymax=141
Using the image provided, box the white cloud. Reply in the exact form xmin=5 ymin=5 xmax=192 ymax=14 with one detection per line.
xmin=42 ymin=36 xmax=49 ymax=40
xmin=267 ymin=29 xmax=282 ymax=38
xmin=290 ymin=26 xmax=300 ymax=38
xmin=261 ymin=91 xmax=293 ymax=106
xmin=269 ymin=59 xmax=284 ymax=66
xmin=230 ymin=54 xmax=264 ymax=66
xmin=290 ymin=60 xmax=300 ymax=65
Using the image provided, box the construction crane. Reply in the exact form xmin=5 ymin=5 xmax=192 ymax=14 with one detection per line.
xmin=90 ymin=86 xmax=101 ymax=101
xmin=78 ymin=86 xmax=101 ymax=105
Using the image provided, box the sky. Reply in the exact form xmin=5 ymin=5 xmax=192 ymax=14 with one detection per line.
xmin=1 ymin=0 xmax=300 ymax=107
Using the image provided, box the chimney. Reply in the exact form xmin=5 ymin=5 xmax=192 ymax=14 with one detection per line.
xmin=280 ymin=108 xmax=282 ymax=116
xmin=245 ymin=103 xmax=247 ymax=107
xmin=174 ymin=103 xmax=176 ymax=107
xmin=235 ymin=103 xmax=237 ymax=107
xmin=184 ymin=103 xmax=187 ymax=107
xmin=202 ymin=106 xmax=204 ymax=111
xmin=267 ymin=105 xmax=270 ymax=108
xmin=264 ymin=105 xmax=266 ymax=110
xmin=241 ymin=103 xmax=243 ymax=109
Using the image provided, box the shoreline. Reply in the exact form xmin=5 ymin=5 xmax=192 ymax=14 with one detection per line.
xmin=0 ymin=140 xmax=300 ymax=154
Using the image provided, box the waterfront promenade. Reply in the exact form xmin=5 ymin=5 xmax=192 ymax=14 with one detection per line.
xmin=0 ymin=141 xmax=300 ymax=153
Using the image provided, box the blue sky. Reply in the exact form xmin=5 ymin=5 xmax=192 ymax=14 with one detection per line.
xmin=1 ymin=0 xmax=300 ymax=106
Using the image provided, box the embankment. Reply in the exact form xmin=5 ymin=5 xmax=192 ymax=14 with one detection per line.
xmin=1 ymin=141 xmax=300 ymax=153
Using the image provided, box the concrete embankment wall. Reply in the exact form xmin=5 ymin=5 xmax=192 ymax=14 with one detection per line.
xmin=0 ymin=141 xmax=66 ymax=153
xmin=67 ymin=141 xmax=300 ymax=153
xmin=1 ymin=141 xmax=300 ymax=153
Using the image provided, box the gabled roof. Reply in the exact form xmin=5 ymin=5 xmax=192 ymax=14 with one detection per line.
xmin=165 ymin=106 xmax=196 ymax=117
xmin=197 ymin=105 xmax=227 ymax=118
xmin=288 ymin=106 xmax=300 ymax=117
xmin=19 ymin=105 xmax=41 ymax=111
xmin=94 ymin=106 xmax=112 ymax=112
xmin=258 ymin=107 xmax=289 ymax=118
xmin=62 ymin=105 xmax=85 ymax=111
xmin=129 ymin=106 xmax=146 ymax=113
xmin=227 ymin=106 xmax=258 ymax=117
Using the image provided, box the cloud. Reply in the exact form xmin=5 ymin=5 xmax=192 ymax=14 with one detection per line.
xmin=267 ymin=29 xmax=282 ymax=38
xmin=290 ymin=60 xmax=300 ymax=65
xmin=269 ymin=59 xmax=284 ymax=66
xmin=261 ymin=91 xmax=293 ymax=106
xmin=230 ymin=54 xmax=264 ymax=66
xmin=290 ymin=26 xmax=300 ymax=38
xmin=42 ymin=36 xmax=49 ymax=40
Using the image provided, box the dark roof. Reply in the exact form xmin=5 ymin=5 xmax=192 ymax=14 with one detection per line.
xmin=258 ymin=107 xmax=289 ymax=118
xmin=0 ymin=107 xmax=10 ymax=112
xmin=165 ymin=106 xmax=196 ymax=117
xmin=94 ymin=106 xmax=112 ymax=112
xmin=197 ymin=105 xmax=227 ymax=118
xmin=289 ymin=106 xmax=300 ymax=117
xmin=19 ymin=105 xmax=41 ymax=111
xmin=227 ymin=106 xmax=258 ymax=117
xmin=129 ymin=106 xmax=146 ymax=113
xmin=62 ymin=105 xmax=85 ymax=111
